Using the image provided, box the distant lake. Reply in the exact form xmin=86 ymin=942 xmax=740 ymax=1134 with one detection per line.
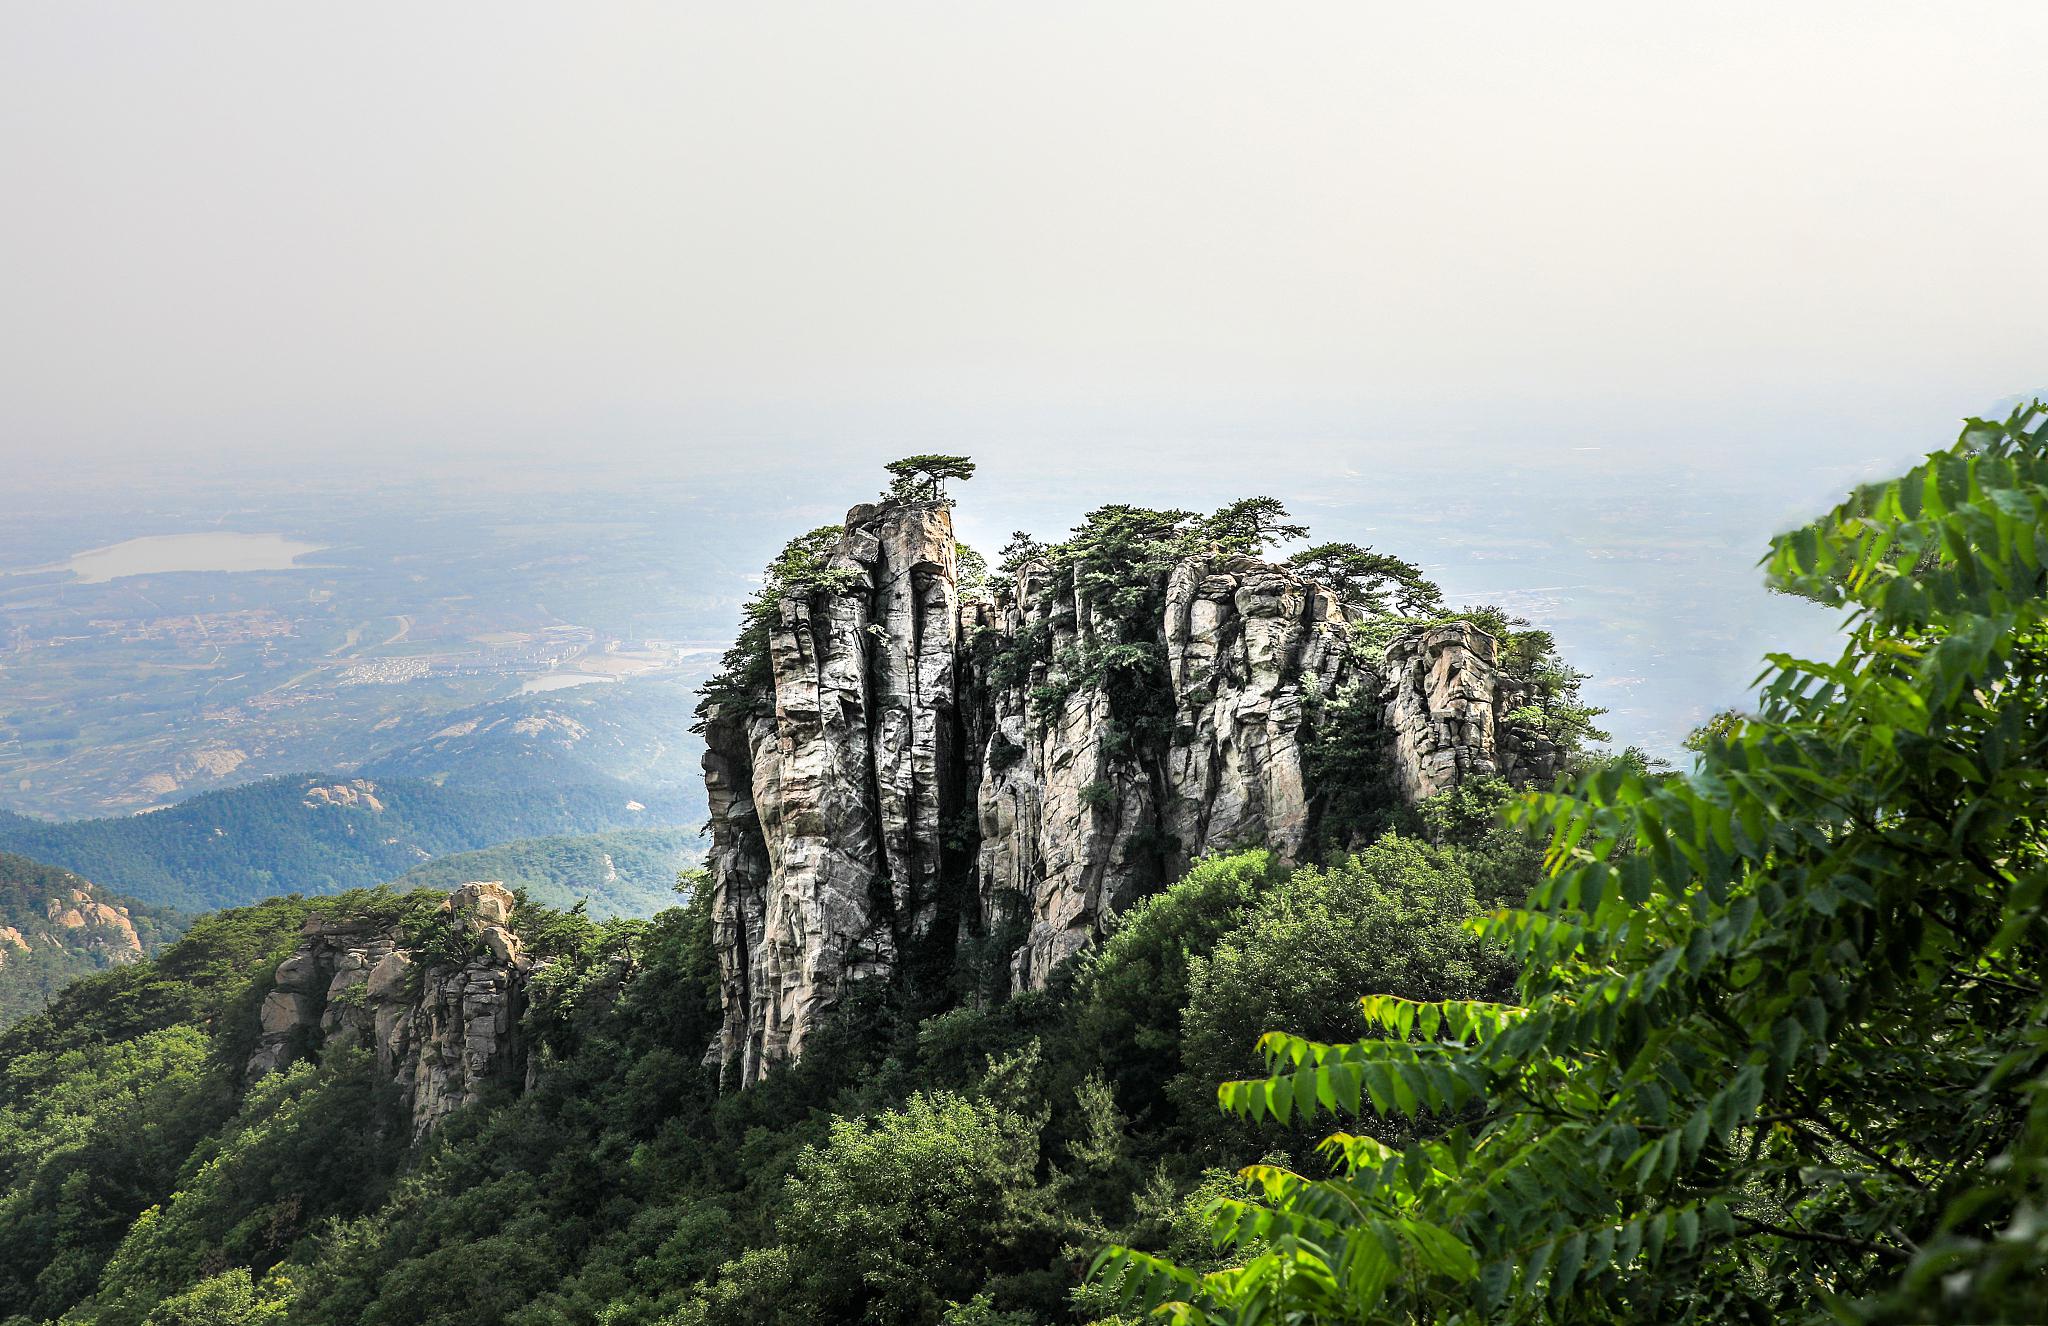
xmin=37 ymin=532 xmax=329 ymax=583
xmin=519 ymin=673 xmax=617 ymax=694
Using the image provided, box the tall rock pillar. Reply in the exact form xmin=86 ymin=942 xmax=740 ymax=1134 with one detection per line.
xmin=703 ymin=499 xmax=961 ymax=1085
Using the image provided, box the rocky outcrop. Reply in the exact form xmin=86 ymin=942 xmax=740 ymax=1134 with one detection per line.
xmin=703 ymin=498 xmax=1555 ymax=1085
xmin=301 ymin=779 xmax=386 ymax=812
xmin=1379 ymin=622 xmax=1563 ymax=800
xmin=0 ymin=884 xmax=145 ymax=972
xmin=245 ymin=881 xmax=535 ymax=1135
xmin=700 ymin=501 xmax=964 ymax=1085
xmin=968 ymin=554 xmax=1366 ymax=988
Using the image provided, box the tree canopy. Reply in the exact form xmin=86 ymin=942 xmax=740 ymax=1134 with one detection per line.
xmin=1094 ymin=403 xmax=2048 ymax=1324
xmin=885 ymin=454 xmax=978 ymax=503
xmin=1286 ymin=543 xmax=1444 ymax=617
xmin=1204 ymin=498 xmax=1308 ymax=555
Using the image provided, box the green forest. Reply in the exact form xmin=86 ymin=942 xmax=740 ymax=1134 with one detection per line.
xmin=1 ymin=408 xmax=2044 ymax=1325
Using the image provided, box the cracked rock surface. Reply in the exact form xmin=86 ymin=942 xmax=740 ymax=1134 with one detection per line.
xmin=702 ymin=499 xmax=1554 ymax=1085
xmin=244 ymin=881 xmax=535 ymax=1136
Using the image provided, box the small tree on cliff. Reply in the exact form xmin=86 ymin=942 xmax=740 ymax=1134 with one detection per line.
xmin=883 ymin=454 xmax=976 ymax=503
xmin=1204 ymin=497 xmax=1308 ymax=555
xmin=1287 ymin=541 xmax=1445 ymax=616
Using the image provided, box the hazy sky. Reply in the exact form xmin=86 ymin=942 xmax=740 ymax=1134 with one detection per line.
xmin=3 ymin=1 xmax=2044 ymax=473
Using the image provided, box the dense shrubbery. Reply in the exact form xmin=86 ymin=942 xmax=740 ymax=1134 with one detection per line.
xmin=0 ymin=889 xmax=407 ymax=1325
xmin=0 ymin=815 xmax=1539 ymax=1326
xmin=1177 ymin=838 xmax=1510 ymax=1121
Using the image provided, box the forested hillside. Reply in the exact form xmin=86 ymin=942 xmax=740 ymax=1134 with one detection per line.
xmin=0 ymin=775 xmax=696 ymax=913
xmin=0 ymin=853 xmax=182 ymax=1028
xmin=1 ymin=412 xmax=2043 ymax=1325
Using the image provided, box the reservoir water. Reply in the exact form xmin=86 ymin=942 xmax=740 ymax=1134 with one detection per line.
xmin=42 ymin=532 xmax=329 ymax=583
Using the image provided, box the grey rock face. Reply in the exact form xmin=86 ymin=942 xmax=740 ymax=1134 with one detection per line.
xmin=981 ymin=555 xmax=1372 ymax=987
xmin=244 ymin=881 xmax=536 ymax=1136
xmin=1378 ymin=622 xmax=1563 ymax=799
xmin=702 ymin=500 xmax=962 ymax=1086
xmin=704 ymin=502 xmax=1555 ymax=1085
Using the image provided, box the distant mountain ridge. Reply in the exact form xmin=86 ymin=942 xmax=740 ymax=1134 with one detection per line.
xmin=358 ymin=677 xmax=703 ymax=796
xmin=384 ymin=827 xmax=703 ymax=919
xmin=0 ymin=773 xmax=697 ymax=912
xmin=0 ymin=851 xmax=183 ymax=1027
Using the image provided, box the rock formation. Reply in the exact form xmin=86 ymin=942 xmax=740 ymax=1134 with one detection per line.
xmin=0 ymin=885 xmax=146 ymax=967
xmin=701 ymin=497 xmax=1561 ymax=1086
xmin=245 ymin=881 xmax=535 ymax=1135
xmin=700 ymin=502 xmax=963 ymax=1083
xmin=1379 ymin=622 xmax=1563 ymax=802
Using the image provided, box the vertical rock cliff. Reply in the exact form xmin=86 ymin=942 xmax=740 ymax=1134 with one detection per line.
xmin=699 ymin=502 xmax=967 ymax=1085
xmin=702 ymin=496 xmax=1561 ymax=1086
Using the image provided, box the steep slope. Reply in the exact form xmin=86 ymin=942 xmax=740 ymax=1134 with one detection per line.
xmin=0 ymin=852 xmax=183 ymax=1026
xmin=700 ymin=495 xmax=1567 ymax=1084
xmin=384 ymin=827 xmax=703 ymax=918
xmin=0 ymin=773 xmax=696 ymax=912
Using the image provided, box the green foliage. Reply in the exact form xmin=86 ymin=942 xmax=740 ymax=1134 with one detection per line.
xmin=776 ymin=1089 xmax=1047 ymax=1323
xmin=1412 ymin=775 xmax=1545 ymax=911
xmin=885 ymin=454 xmax=977 ymax=503
xmin=987 ymin=730 xmax=1026 ymax=773
xmin=1177 ymin=838 xmax=1510 ymax=1138
xmin=0 ymin=888 xmax=401 ymax=1324
xmin=91 ymin=1053 xmax=406 ymax=1326
xmin=1286 ymin=543 xmax=1443 ymax=617
xmin=395 ymin=891 xmax=489 ymax=968
xmin=957 ymin=542 xmax=989 ymax=593
xmin=1681 ymin=706 xmax=1745 ymax=756
xmin=141 ymin=1266 xmax=296 ymax=1326
xmin=1302 ymin=679 xmax=1405 ymax=855
xmin=1072 ymin=852 xmax=1281 ymax=1133
xmin=942 ymin=1290 xmax=1040 ymax=1326
xmin=1077 ymin=780 xmax=1119 ymax=812
xmin=1093 ymin=404 xmax=2048 ymax=1324
xmin=1202 ymin=499 xmax=1307 ymax=556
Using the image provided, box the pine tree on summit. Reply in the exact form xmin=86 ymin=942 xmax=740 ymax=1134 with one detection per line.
xmin=883 ymin=454 xmax=976 ymax=503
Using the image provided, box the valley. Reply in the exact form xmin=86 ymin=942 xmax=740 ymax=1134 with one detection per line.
xmin=0 ymin=475 xmax=755 ymax=820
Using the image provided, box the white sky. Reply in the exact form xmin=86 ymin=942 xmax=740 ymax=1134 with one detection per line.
xmin=2 ymin=1 xmax=2044 ymax=469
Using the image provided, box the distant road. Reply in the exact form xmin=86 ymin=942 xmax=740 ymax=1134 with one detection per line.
xmin=382 ymin=615 xmax=412 ymax=646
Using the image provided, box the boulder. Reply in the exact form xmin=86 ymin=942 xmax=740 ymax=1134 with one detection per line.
xmin=366 ymin=950 xmax=414 ymax=1001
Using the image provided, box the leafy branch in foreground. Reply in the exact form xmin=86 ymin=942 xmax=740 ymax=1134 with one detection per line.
xmin=1093 ymin=403 xmax=2048 ymax=1324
